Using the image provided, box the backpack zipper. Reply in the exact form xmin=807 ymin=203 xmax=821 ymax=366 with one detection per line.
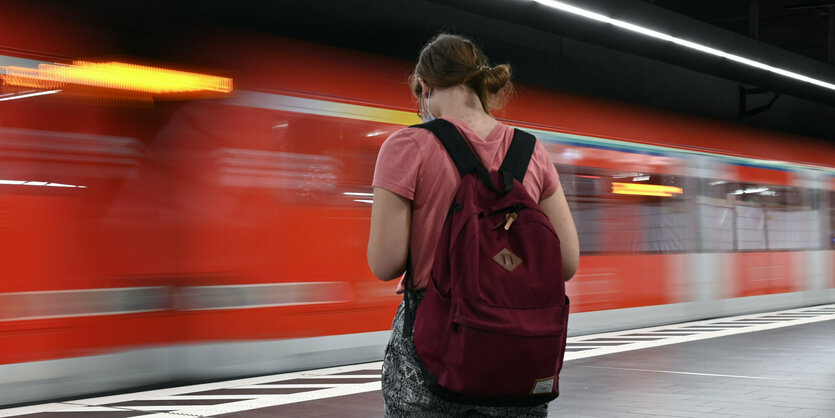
xmin=492 ymin=203 xmax=526 ymax=231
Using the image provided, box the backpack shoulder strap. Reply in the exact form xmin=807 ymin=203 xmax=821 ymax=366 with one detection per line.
xmin=411 ymin=119 xmax=531 ymax=195
xmin=411 ymin=119 xmax=482 ymax=177
xmin=499 ymin=129 xmax=537 ymax=184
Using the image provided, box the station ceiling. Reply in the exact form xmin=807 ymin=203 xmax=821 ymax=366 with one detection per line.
xmin=644 ymin=0 xmax=834 ymax=64
xmin=11 ymin=0 xmax=835 ymax=142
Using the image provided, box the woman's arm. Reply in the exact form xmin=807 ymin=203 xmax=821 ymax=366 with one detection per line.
xmin=367 ymin=187 xmax=411 ymax=281
xmin=539 ymin=183 xmax=579 ymax=281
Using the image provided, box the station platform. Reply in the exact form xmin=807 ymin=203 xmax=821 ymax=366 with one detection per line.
xmin=2 ymin=304 xmax=834 ymax=418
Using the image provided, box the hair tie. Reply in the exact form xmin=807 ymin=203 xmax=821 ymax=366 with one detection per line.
xmin=475 ymin=65 xmax=491 ymax=71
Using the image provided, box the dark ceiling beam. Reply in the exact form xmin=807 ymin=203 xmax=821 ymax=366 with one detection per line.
xmin=830 ymin=6 xmax=835 ymax=63
xmin=428 ymin=0 xmax=835 ymax=108
xmin=784 ymin=0 xmax=835 ymax=10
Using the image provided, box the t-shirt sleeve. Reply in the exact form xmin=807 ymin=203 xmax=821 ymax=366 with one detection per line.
xmin=533 ymin=139 xmax=560 ymax=200
xmin=372 ymin=129 xmax=422 ymax=200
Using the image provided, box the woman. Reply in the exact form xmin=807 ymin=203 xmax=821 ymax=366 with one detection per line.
xmin=368 ymin=33 xmax=579 ymax=417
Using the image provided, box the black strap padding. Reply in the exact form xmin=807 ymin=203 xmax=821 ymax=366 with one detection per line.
xmin=413 ymin=119 xmax=481 ymax=178
xmin=500 ymin=129 xmax=536 ymax=184
xmin=411 ymin=119 xmax=536 ymax=195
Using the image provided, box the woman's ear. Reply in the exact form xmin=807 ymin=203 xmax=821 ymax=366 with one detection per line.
xmin=418 ymin=78 xmax=430 ymax=96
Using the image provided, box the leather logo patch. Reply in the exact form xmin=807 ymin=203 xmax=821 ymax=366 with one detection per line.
xmin=493 ymin=248 xmax=523 ymax=272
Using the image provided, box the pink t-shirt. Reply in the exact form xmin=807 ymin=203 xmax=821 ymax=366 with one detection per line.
xmin=372 ymin=117 xmax=560 ymax=292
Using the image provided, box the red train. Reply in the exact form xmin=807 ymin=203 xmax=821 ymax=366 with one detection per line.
xmin=0 ymin=24 xmax=833 ymax=405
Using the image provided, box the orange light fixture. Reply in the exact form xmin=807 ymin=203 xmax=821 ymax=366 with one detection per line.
xmin=1 ymin=61 xmax=232 ymax=95
xmin=612 ymin=182 xmax=683 ymax=197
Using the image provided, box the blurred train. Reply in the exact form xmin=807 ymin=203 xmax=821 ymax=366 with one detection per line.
xmin=1 ymin=23 xmax=834 ymax=406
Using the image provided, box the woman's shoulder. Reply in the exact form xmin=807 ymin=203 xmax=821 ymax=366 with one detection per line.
xmin=385 ymin=125 xmax=436 ymax=143
xmin=380 ymin=125 xmax=442 ymax=154
xmin=377 ymin=126 xmax=440 ymax=165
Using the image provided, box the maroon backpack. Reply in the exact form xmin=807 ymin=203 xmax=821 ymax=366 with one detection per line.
xmin=405 ymin=118 xmax=569 ymax=407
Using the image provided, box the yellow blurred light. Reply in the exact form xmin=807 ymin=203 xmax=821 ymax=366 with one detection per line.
xmin=1 ymin=61 xmax=232 ymax=94
xmin=612 ymin=182 xmax=683 ymax=197
xmin=1 ymin=73 xmax=63 ymax=89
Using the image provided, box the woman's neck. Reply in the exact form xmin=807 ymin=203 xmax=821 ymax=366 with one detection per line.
xmin=431 ymin=85 xmax=497 ymax=140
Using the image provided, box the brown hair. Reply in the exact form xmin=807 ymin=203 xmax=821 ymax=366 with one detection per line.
xmin=410 ymin=33 xmax=513 ymax=114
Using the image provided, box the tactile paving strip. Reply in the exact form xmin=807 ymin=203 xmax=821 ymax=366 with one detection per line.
xmin=0 ymin=365 xmax=384 ymax=418
xmin=2 ymin=304 xmax=834 ymax=417
xmin=564 ymin=303 xmax=835 ymax=359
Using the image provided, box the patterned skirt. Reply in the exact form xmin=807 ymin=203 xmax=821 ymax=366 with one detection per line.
xmin=381 ymin=290 xmax=549 ymax=417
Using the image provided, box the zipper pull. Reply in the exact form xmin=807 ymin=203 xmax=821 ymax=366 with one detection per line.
xmin=503 ymin=211 xmax=518 ymax=230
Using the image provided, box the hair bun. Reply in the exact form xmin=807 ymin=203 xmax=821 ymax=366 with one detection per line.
xmin=481 ymin=64 xmax=511 ymax=94
xmin=464 ymin=64 xmax=510 ymax=92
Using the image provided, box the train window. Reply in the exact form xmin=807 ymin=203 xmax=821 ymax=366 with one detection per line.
xmin=701 ymin=180 xmax=820 ymax=251
xmin=830 ymin=191 xmax=835 ymax=250
xmin=560 ymin=167 xmax=826 ymax=254
xmin=640 ymin=175 xmax=698 ymax=253
xmin=558 ymin=168 xmax=605 ymax=253
xmin=558 ymin=165 xmax=698 ymax=254
xmin=767 ymin=187 xmax=819 ymax=251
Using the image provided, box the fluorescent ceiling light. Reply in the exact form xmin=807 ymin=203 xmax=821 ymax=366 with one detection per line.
xmin=532 ymin=0 xmax=835 ymax=91
xmin=613 ymin=172 xmax=643 ymax=178
xmin=730 ymin=188 xmax=769 ymax=195
xmin=0 ymin=179 xmax=87 ymax=188
xmin=0 ymin=89 xmax=61 ymax=101
xmin=46 ymin=182 xmax=85 ymax=188
xmin=343 ymin=192 xmax=374 ymax=197
xmin=365 ymin=130 xmax=388 ymax=137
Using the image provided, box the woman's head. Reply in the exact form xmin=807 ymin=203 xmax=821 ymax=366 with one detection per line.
xmin=410 ymin=33 xmax=513 ymax=115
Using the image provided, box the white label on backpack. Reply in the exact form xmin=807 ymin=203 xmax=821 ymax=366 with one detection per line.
xmin=531 ymin=377 xmax=555 ymax=394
